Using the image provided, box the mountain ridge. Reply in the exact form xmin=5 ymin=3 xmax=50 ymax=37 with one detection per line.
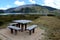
xmin=0 ymin=4 xmax=59 ymax=13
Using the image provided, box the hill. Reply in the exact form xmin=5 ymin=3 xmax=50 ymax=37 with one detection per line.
xmin=42 ymin=6 xmax=57 ymax=11
xmin=0 ymin=4 xmax=60 ymax=17
xmin=4 ymin=4 xmax=57 ymax=13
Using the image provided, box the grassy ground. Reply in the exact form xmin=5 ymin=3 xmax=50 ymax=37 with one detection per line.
xmin=32 ymin=16 xmax=60 ymax=40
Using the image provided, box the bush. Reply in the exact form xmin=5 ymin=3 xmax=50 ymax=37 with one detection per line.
xmin=47 ymin=14 xmax=55 ymax=16
xmin=0 ymin=21 xmax=4 ymax=26
xmin=56 ymin=16 xmax=60 ymax=19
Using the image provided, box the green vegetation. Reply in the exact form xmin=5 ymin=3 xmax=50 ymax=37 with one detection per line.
xmin=55 ymin=12 xmax=60 ymax=19
xmin=0 ymin=14 xmax=40 ymax=28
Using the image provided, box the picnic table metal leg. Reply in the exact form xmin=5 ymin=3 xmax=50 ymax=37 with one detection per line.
xmin=21 ymin=24 xmax=24 ymax=32
xmin=16 ymin=23 xmax=20 ymax=28
xmin=15 ymin=30 xmax=17 ymax=35
xmin=25 ymin=24 xmax=27 ymax=31
xmin=18 ymin=23 xmax=20 ymax=28
xmin=11 ymin=29 xmax=13 ymax=34
xmin=32 ymin=29 xmax=35 ymax=33
xmin=29 ymin=30 xmax=31 ymax=35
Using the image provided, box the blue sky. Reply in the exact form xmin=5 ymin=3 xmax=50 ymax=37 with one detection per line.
xmin=0 ymin=0 xmax=60 ymax=10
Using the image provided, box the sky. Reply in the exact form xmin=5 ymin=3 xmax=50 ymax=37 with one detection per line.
xmin=0 ymin=0 xmax=60 ymax=10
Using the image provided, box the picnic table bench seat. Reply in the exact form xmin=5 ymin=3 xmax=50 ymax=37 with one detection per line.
xmin=26 ymin=25 xmax=37 ymax=35
xmin=8 ymin=26 xmax=21 ymax=35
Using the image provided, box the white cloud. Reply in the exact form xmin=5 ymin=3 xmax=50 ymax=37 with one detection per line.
xmin=44 ymin=0 xmax=60 ymax=9
xmin=0 ymin=8 xmax=7 ymax=10
xmin=29 ymin=0 xmax=36 ymax=4
xmin=14 ymin=0 xmax=25 ymax=6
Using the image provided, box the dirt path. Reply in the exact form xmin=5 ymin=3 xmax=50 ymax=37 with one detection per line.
xmin=0 ymin=27 xmax=45 ymax=40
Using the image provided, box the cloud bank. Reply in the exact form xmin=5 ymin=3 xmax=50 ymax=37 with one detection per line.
xmin=44 ymin=0 xmax=60 ymax=9
xmin=14 ymin=0 xmax=25 ymax=6
xmin=29 ymin=0 xmax=36 ymax=4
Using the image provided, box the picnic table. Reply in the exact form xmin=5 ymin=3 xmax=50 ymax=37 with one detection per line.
xmin=13 ymin=20 xmax=32 ymax=32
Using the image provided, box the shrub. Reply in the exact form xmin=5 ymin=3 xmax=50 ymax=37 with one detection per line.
xmin=0 ymin=21 xmax=4 ymax=26
xmin=47 ymin=14 xmax=55 ymax=16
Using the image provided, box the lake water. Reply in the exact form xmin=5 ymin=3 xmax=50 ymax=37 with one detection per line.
xmin=0 ymin=13 xmax=26 ymax=15
xmin=0 ymin=13 xmax=40 ymax=15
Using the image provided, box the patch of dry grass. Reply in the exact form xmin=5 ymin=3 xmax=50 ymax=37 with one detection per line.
xmin=32 ymin=16 xmax=60 ymax=40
